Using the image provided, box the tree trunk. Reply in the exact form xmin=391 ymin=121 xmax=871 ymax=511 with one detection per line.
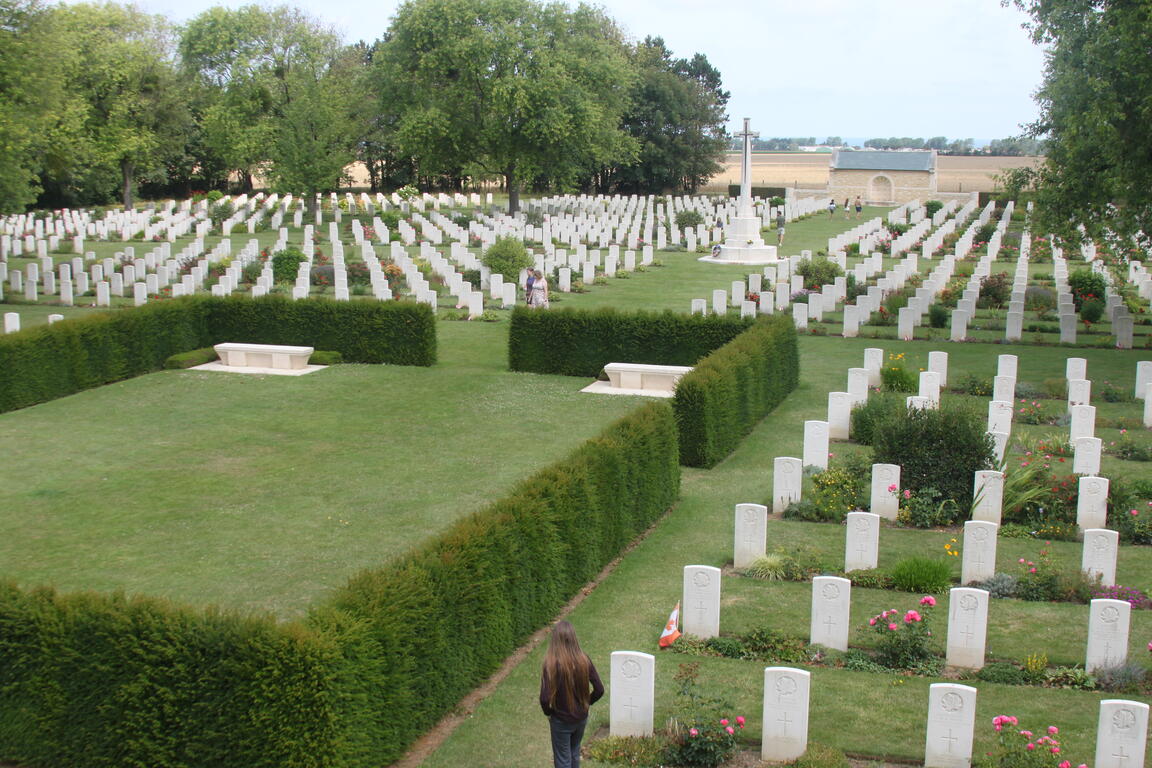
xmin=506 ymin=167 xmax=520 ymax=214
xmin=241 ymin=170 xmax=254 ymax=193
xmin=121 ymin=159 xmax=135 ymax=209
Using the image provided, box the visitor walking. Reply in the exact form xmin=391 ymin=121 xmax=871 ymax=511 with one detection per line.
xmin=529 ymin=269 xmax=549 ymax=309
xmin=525 ymin=270 xmax=536 ymax=306
xmin=827 ymin=198 xmax=836 ymax=217
xmin=843 ymin=198 xmax=850 ymax=218
xmin=776 ymin=211 xmax=786 ymax=245
xmin=540 ymin=620 xmax=604 ymax=768
xmin=854 ymin=196 xmax=863 ymax=218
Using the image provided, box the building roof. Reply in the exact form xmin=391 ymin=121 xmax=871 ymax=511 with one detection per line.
xmin=831 ymin=149 xmax=936 ymax=172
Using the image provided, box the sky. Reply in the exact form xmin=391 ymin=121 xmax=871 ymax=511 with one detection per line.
xmin=130 ymin=0 xmax=1048 ymax=142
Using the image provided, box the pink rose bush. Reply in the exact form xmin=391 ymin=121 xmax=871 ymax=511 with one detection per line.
xmin=866 ymin=597 xmax=937 ymax=669
xmin=985 ymin=715 xmax=1084 ymax=768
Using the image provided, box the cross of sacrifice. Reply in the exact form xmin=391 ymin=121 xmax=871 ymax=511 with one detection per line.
xmin=734 ymin=118 xmax=759 ymax=149
xmin=941 ymin=729 xmax=958 ymax=752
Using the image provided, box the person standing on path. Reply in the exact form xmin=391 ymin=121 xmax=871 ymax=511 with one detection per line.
xmin=540 ymin=620 xmax=604 ymax=768
xmin=529 ymin=269 xmax=549 ymax=309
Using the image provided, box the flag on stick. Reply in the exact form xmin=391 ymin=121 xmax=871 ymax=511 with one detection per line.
xmin=658 ymin=601 xmax=681 ymax=648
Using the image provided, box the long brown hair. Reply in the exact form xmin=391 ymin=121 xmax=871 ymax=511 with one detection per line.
xmin=543 ymin=620 xmax=591 ymax=712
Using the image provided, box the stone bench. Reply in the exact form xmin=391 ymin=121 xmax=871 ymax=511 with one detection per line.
xmin=603 ymin=362 xmax=693 ymax=393
xmin=213 ymin=342 xmax=314 ymax=371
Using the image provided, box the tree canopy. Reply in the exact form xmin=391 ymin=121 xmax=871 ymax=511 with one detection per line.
xmin=0 ymin=0 xmax=730 ymax=212
xmin=1009 ymin=0 xmax=1152 ymax=249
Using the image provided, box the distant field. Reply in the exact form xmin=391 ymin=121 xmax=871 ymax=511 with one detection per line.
xmin=705 ymin=152 xmax=1042 ymax=194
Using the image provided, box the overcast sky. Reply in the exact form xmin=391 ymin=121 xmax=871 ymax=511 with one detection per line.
xmin=132 ymin=0 xmax=1047 ymax=142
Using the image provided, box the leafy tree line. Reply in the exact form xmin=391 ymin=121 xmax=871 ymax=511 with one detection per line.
xmin=730 ymin=135 xmax=1044 ymax=155
xmin=0 ymin=0 xmax=730 ymax=213
xmin=1002 ymin=0 xmax=1152 ymax=250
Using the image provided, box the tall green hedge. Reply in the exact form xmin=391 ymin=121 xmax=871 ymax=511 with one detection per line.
xmin=0 ymin=402 xmax=680 ymax=767
xmin=0 ymin=296 xmax=436 ymax=414
xmin=508 ymin=306 xmax=752 ymax=377
xmin=673 ymin=315 xmax=799 ymax=468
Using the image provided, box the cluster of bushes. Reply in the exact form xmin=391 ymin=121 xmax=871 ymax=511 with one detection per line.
xmin=0 ymin=401 xmax=681 ymax=767
xmin=0 ymin=295 xmax=437 ymax=413
xmin=508 ymin=306 xmax=753 ymax=377
xmin=673 ymin=315 xmax=799 ymax=467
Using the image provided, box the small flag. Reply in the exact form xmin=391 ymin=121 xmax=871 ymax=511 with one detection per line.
xmin=658 ymin=602 xmax=681 ymax=648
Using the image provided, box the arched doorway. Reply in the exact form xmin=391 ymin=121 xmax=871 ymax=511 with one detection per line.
xmin=868 ymin=175 xmax=894 ymax=203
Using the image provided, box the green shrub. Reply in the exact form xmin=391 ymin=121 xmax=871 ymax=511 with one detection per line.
xmin=1094 ymin=662 xmax=1148 ymax=694
xmin=508 ymin=307 xmax=751 ymax=378
xmin=924 ymin=200 xmax=944 ymax=218
xmin=783 ymin=498 xmax=836 ymax=523
xmin=0 ymin=296 xmax=437 ymax=414
xmin=703 ymin=636 xmax=747 ymax=659
xmin=791 ymin=743 xmax=849 ymax=768
xmin=898 ymin=487 xmax=962 ymax=528
xmin=810 ymin=467 xmax=864 ymax=522
xmin=871 ymin=403 xmax=994 ymax=509
xmin=977 ymin=662 xmax=1030 ymax=686
xmin=889 ymin=557 xmax=953 ymax=593
xmin=979 ymin=572 xmax=1018 ymax=597
xmin=675 ymin=209 xmax=704 ymax=229
xmin=1067 ymin=269 xmax=1106 ymax=309
xmin=977 ymin=272 xmax=1012 ymax=308
xmin=309 ymin=350 xmax=343 ymax=365
xmin=741 ymin=628 xmax=810 ymax=663
xmin=481 ymin=236 xmax=533 ymax=278
xmin=585 ymin=735 xmax=666 ymax=767
xmin=271 ymin=247 xmax=307 ymax=283
xmin=673 ymin=316 xmax=799 ymax=467
xmin=208 ymin=199 xmax=234 ymax=226
xmin=866 ymin=598 xmax=938 ymax=668
xmin=927 ymin=303 xmax=948 ymax=328
xmin=163 ymin=346 xmax=217 ymax=369
xmin=743 ymin=554 xmax=786 ymax=580
xmin=1080 ymin=298 xmax=1104 ymax=324
xmin=794 ymin=256 xmax=843 ymax=290
xmin=955 ymin=373 xmax=992 ymax=396
xmin=849 ymin=394 xmax=904 ymax=446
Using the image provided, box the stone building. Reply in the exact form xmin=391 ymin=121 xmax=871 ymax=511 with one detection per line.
xmin=827 ymin=149 xmax=937 ymax=205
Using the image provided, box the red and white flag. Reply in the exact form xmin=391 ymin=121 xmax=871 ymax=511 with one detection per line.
xmin=658 ymin=602 xmax=681 ymax=648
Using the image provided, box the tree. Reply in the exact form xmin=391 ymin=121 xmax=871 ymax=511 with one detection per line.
xmin=823 ymin=136 xmax=843 ymax=147
xmin=379 ymin=0 xmax=636 ymax=213
xmin=0 ymin=0 xmax=68 ymax=211
xmin=54 ymin=3 xmax=188 ymax=208
xmin=179 ymin=6 xmax=363 ymax=205
xmin=594 ymin=37 xmax=728 ymax=194
xmin=1011 ymin=0 xmax=1152 ymax=247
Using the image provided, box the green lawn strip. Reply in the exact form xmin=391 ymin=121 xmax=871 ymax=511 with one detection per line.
xmin=422 ymin=333 xmax=1151 ymax=766
xmin=0 ymin=321 xmax=642 ymax=617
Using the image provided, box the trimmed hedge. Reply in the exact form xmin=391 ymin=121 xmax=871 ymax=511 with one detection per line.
xmin=164 ymin=346 xmax=218 ymax=369
xmin=0 ymin=296 xmax=436 ymax=413
xmin=673 ymin=315 xmax=799 ymax=467
xmin=0 ymin=402 xmax=680 ymax=767
xmin=508 ymin=306 xmax=752 ymax=377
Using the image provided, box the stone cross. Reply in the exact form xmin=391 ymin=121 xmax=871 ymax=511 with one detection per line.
xmin=734 ymin=117 xmax=759 ymax=219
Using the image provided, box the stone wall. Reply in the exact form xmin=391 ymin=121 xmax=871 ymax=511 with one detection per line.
xmin=827 ymin=169 xmax=937 ymax=205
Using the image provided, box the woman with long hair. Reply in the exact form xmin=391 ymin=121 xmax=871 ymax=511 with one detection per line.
xmin=539 ymin=620 xmax=604 ymax=768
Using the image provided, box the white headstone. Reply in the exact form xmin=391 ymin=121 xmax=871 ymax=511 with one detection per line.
xmin=1086 ymin=598 xmax=1131 ymax=673
xmin=1070 ymin=404 xmax=1096 ymax=442
xmin=946 ymin=588 xmax=989 ymax=670
xmin=1082 ymin=528 xmax=1119 ymax=588
xmin=847 ymin=368 xmax=870 ymax=407
xmin=992 ymin=375 xmax=1015 ymax=404
xmin=987 ymin=401 xmax=1013 ymax=434
xmin=773 ymin=457 xmax=803 ymax=514
xmin=989 ymin=430 xmax=1010 ymax=465
xmin=802 ymin=420 xmax=829 ymax=470
xmin=609 ymin=651 xmax=655 ymax=738
xmin=844 ymin=512 xmax=880 ymax=572
xmin=47 ymin=313 xmax=64 ymax=325
xmin=827 ymin=392 xmax=852 ymax=440
xmin=792 ymin=302 xmax=809 ymax=330
xmin=733 ymin=503 xmax=768 ymax=569
xmin=1094 ymin=700 xmax=1149 ymax=768
xmin=1067 ymin=378 xmax=1092 ymax=409
xmin=761 ymin=667 xmax=811 ymax=762
xmin=809 ymin=576 xmax=850 ymax=651
xmin=682 ymin=565 xmax=721 ymax=639
xmin=864 ymin=348 xmax=883 ymax=387
xmin=971 ymin=470 xmax=1004 ymax=524
xmin=961 ymin=521 xmax=998 ymax=586
xmin=928 ymin=350 xmax=949 ymax=387
xmin=1066 ymin=357 xmax=1087 ymax=381
xmin=919 ymin=371 xmax=941 ymax=407
xmin=996 ymin=354 xmax=1017 ymax=379
xmin=690 ymin=298 xmax=707 ymax=315
xmin=870 ymin=464 xmax=900 ymax=521
xmin=924 ymin=683 xmax=977 ymax=768
xmin=1073 ymin=437 xmax=1103 ymax=476
xmin=1078 ymin=476 xmax=1110 ymax=529
xmin=712 ymin=289 xmax=727 ymax=316
xmin=1136 ymin=361 xmax=1152 ymax=400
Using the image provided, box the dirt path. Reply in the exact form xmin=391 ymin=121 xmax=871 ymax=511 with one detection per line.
xmin=390 ymin=511 xmax=669 ymax=768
